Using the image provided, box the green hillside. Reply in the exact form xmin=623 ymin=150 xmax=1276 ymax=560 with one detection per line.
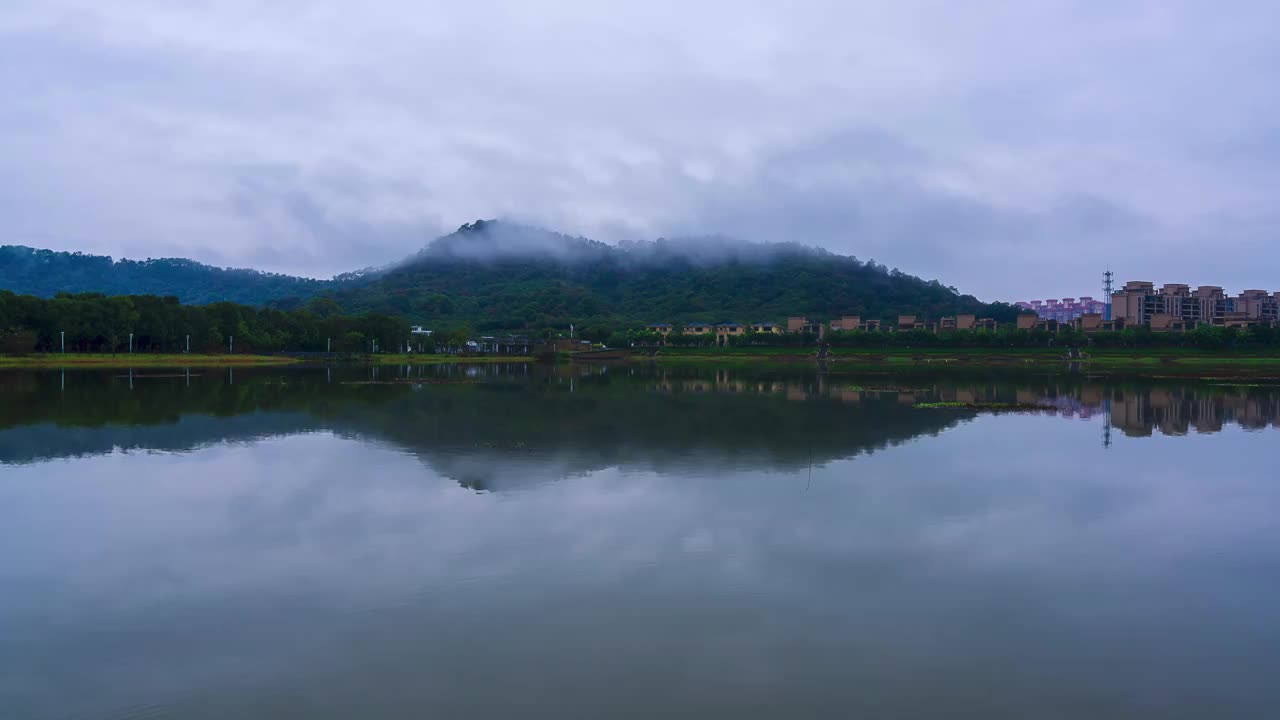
xmin=0 ymin=246 xmax=331 ymax=306
xmin=317 ymin=220 xmax=1020 ymax=329
xmin=3 ymin=221 xmax=1019 ymax=328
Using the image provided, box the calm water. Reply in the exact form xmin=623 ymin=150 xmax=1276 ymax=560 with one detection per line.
xmin=2 ymin=364 xmax=1279 ymax=718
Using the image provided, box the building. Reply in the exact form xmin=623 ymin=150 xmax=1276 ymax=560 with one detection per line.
xmin=645 ymin=323 xmax=672 ymax=336
xmin=1074 ymin=313 xmax=1114 ymax=333
xmin=1236 ymin=290 xmax=1280 ymax=325
xmin=1017 ymin=313 xmax=1060 ymax=332
xmin=475 ymin=334 xmax=531 ymax=354
xmin=683 ymin=322 xmax=713 ymax=336
xmin=750 ymin=322 xmax=783 ymax=335
xmin=1110 ymin=281 xmax=1280 ymax=330
xmin=715 ymin=322 xmax=746 ymax=337
xmin=1017 ymin=296 xmax=1107 ymax=323
xmin=410 ymin=326 xmax=433 ymax=336
xmin=830 ymin=316 xmax=862 ymax=332
xmin=897 ymin=315 xmax=929 ymax=331
xmin=786 ymin=316 xmax=824 ymax=334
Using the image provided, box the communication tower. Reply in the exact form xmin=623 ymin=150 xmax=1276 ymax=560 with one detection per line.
xmin=1103 ymin=270 xmax=1114 ymax=321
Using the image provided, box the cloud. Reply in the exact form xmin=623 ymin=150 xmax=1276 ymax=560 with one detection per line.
xmin=2 ymin=1 xmax=1279 ymax=298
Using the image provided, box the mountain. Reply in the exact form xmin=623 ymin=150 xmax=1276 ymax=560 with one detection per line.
xmin=0 ymin=246 xmax=331 ymax=306
xmin=2 ymin=220 xmax=1019 ymax=327
xmin=318 ymin=220 xmax=1019 ymax=328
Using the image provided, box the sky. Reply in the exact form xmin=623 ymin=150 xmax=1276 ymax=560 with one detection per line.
xmin=3 ymin=1 xmax=1279 ymax=301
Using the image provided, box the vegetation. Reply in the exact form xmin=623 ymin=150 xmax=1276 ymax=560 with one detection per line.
xmin=0 ymin=365 xmax=977 ymax=474
xmin=0 ymin=245 xmax=334 ymax=305
xmin=0 ymin=291 xmax=409 ymax=355
xmin=0 ymin=353 xmax=299 ymax=368
xmin=624 ymin=323 xmax=1280 ymax=351
xmin=319 ymin=221 xmax=1021 ymax=329
xmin=639 ymin=345 xmax=1280 ymax=379
xmin=2 ymin=221 xmax=1022 ymax=330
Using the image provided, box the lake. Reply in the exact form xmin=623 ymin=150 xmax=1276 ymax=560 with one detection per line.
xmin=2 ymin=363 xmax=1278 ymax=718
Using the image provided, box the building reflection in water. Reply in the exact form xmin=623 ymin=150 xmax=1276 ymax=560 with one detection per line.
xmin=642 ymin=367 xmax=1280 ymax=441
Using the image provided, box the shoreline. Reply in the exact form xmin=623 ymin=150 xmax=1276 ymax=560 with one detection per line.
xmin=3 ymin=349 xmax=1280 ymax=380
xmin=639 ymin=347 xmax=1280 ymax=379
xmin=0 ymin=353 xmax=301 ymax=368
xmin=0 ymin=353 xmax=534 ymax=369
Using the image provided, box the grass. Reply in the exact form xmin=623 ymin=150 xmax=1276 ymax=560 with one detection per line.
xmin=642 ymin=345 xmax=1280 ymax=378
xmin=0 ymin=353 xmax=300 ymax=368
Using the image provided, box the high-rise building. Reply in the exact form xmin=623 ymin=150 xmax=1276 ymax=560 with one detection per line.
xmin=1017 ymin=296 xmax=1107 ymax=324
xmin=1109 ymin=282 xmax=1279 ymax=329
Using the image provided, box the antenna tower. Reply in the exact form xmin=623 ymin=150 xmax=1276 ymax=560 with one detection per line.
xmin=1103 ymin=270 xmax=1114 ymax=321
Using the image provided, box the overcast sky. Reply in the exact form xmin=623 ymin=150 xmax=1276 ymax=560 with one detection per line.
xmin=4 ymin=1 xmax=1278 ymax=300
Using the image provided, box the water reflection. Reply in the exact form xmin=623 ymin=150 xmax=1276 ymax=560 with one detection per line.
xmin=3 ymin=365 xmax=1280 ymax=718
xmin=2 ymin=366 xmax=1278 ymax=483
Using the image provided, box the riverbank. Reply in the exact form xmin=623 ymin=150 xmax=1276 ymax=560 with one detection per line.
xmin=5 ymin=348 xmax=1279 ymax=380
xmin=643 ymin=346 xmax=1280 ymax=379
xmin=0 ymin=353 xmax=301 ymax=368
xmin=0 ymin=352 xmax=537 ymax=368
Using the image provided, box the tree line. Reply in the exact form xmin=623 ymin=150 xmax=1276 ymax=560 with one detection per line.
xmin=624 ymin=323 xmax=1280 ymax=350
xmin=0 ymin=291 xmax=410 ymax=355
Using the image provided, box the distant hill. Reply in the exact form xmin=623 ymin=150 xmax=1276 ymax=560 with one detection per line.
xmin=319 ymin=220 xmax=1020 ymax=329
xmin=0 ymin=246 xmax=332 ymax=306
xmin=2 ymin=221 xmax=1019 ymax=327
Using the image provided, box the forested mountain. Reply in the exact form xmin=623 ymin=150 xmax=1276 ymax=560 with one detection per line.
xmin=3 ymin=221 xmax=1019 ymax=328
xmin=317 ymin=220 xmax=1020 ymax=329
xmin=0 ymin=291 xmax=407 ymax=355
xmin=0 ymin=246 xmax=331 ymax=306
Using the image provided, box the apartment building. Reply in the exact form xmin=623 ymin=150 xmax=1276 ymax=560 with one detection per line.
xmin=1111 ymin=281 xmax=1279 ymax=330
xmin=1017 ymin=296 xmax=1107 ymax=323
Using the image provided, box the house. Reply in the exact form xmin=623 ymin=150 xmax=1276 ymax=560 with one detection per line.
xmin=683 ymin=322 xmax=713 ymax=336
xmin=897 ymin=315 xmax=929 ymax=331
xmin=830 ymin=316 xmax=862 ymax=332
xmin=750 ymin=322 xmax=783 ymax=335
xmin=862 ymin=319 xmax=883 ymax=331
xmin=645 ymin=323 xmax=672 ymax=336
xmin=786 ymin=316 xmax=826 ymax=337
xmin=939 ymin=315 xmax=971 ymax=331
xmin=1017 ymin=314 xmax=1061 ymax=332
xmin=715 ymin=322 xmax=746 ymax=337
xmin=1076 ymin=313 xmax=1104 ymax=332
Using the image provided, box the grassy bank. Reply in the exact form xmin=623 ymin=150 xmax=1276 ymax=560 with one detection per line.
xmin=0 ymin=353 xmax=300 ymax=368
xmin=645 ymin=346 xmax=1280 ymax=378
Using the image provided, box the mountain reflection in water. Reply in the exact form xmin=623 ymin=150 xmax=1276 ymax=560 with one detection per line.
xmin=2 ymin=364 xmax=1277 ymax=489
